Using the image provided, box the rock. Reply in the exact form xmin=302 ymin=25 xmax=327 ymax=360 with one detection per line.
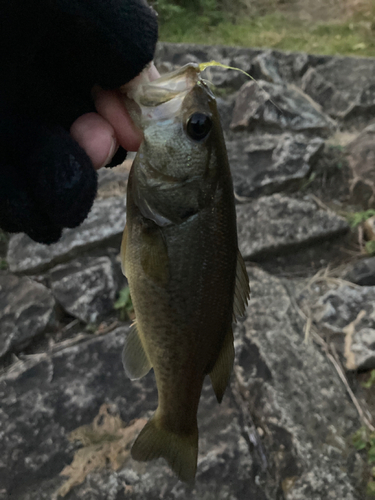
xmin=312 ymin=285 xmax=375 ymax=370
xmin=49 ymin=256 xmax=121 ymax=324
xmin=97 ymin=163 xmax=130 ymax=199
xmin=7 ymin=196 xmax=127 ymax=274
xmin=230 ymin=80 xmax=336 ymax=136
xmin=234 ymin=267 xmax=362 ymax=499
xmin=0 ymin=269 xmax=365 ymax=499
xmin=346 ymin=124 xmax=375 ymax=208
xmin=0 ymin=326 xmax=259 ymax=500
xmin=227 ymin=133 xmax=324 ymax=198
xmin=216 ymin=96 xmax=235 ymax=131
xmin=343 ymin=257 xmax=375 ymax=286
xmin=301 ymin=57 xmax=375 ymax=120
xmin=0 ymin=273 xmax=55 ymax=357
xmin=236 ymin=194 xmax=349 ymax=260
xmin=203 ymin=53 xmax=253 ymax=90
xmin=154 ymin=43 xmax=323 ymax=87
xmin=252 ymin=50 xmax=284 ymax=85
xmin=155 ymin=42 xmax=262 ymax=72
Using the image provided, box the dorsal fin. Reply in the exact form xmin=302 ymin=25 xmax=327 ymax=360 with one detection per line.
xmin=233 ymin=250 xmax=250 ymax=321
xmin=209 ymin=328 xmax=235 ymax=403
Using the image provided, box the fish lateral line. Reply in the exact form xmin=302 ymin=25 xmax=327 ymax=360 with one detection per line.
xmin=198 ymin=60 xmax=282 ymax=114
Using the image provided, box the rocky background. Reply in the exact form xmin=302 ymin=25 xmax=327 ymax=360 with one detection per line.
xmin=1 ymin=42 xmax=375 ymax=499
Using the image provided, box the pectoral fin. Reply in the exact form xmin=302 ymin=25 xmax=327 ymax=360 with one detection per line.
xmin=209 ymin=328 xmax=235 ymax=403
xmin=233 ymin=250 xmax=250 ymax=321
xmin=122 ymin=321 xmax=152 ymax=380
xmin=141 ymin=226 xmax=169 ymax=286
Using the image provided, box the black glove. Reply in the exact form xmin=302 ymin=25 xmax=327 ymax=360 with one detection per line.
xmin=0 ymin=0 xmax=158 ymax=244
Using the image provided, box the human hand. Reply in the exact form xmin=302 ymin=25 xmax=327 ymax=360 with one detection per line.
xmin=0 ymin=0 xmax=158 ymax=244
xmin=70 ymin=63 xmax=160 ymax=170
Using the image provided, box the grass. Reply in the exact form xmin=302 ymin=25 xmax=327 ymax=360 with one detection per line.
xmin=353 ymin=425 xmax=375 ymax=495
xmin=159 ymin=10 xmax=375 ymax=58
xmin=114 ymin=286 xmax=134 ymax=321
xmin=345 ymin=209 xmax=375 ymax=228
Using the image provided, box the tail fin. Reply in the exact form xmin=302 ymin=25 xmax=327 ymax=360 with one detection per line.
xmin=131 ymin=415 xmax=198 ymax=483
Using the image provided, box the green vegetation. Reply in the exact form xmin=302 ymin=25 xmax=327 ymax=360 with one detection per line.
xmin=114 ymin=286 xmax=134 ymax=321
xmin=346 ymin=210 xmax=375 ymax=228
xmin=353 ymin=371 xmax=375 ymax=495
xmin=353 ymin=426 xmax=375 ymax=495
xmin=0 ymin=258 xmax=7 ymax=270
xmin=154 ymin=0 xmax=375 ymax=57
xmin=366 ymin=240 xmax=375 ymax=255
xmin=363 ymin=370 xmax=375 ymax=389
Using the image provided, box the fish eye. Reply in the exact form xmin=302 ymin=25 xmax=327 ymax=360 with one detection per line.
xmin=186 ymin=112 xmax=212 ymax=141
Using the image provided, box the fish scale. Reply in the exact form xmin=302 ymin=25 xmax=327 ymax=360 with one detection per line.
xmin=121 ymin=63 xmax=250 ymax=482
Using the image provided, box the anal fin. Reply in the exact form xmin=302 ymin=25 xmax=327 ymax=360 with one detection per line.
xmin=233 ymin=250 xmax=250 ymax=321
xmin=209 ymin=329 xmax=235 ymax=403
xmin=122 ymin=321 xmax=152 ymax=380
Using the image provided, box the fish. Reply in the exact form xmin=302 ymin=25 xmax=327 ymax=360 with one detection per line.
xmin=121 ymin=63 xmax=250 ymax=482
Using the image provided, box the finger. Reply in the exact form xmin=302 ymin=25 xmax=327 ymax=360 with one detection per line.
xmin=94 ymin=88 xmax=143 ymax=152
xmin=70 ymin=112 xmax=118 ymax=170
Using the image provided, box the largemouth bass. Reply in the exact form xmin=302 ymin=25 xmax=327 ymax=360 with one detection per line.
xmin=121 ymin=64 xmax=250 ymax=482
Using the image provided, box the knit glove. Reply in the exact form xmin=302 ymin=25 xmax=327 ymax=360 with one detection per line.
xmin=0 ymin=0 xmax=158 ymax=243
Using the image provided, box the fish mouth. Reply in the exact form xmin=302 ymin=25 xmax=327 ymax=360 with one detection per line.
xmin=128 ymin=64 xmax=207 ymax=126
xmin=133 ymin=64 xmax=201 ymax=107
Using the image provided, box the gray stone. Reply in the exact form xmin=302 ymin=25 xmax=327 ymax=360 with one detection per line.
xmin=203 ymin=53 xmax=253 ymax=90
xmin=0 ymin=273 xmax=55 ymax=357
xmin=346 ymin=125 xmax=375 ymax=208
xmin=227 ymin=133 xmax=324 ymax=198
xmin=154 ymin=42 xmax=263 ymax=72
xmin=252 ymin=50 xmax=284 ymax=85
xmin=342 ymin=257 xmax=375 ymax=286
xmin=234 ymin=267 xmax=362 ymax=499
xmin=236 ymin=194 xmax=349 ymax=260
xmin=0 ymin=326 xmax=261 ymax=500
xmin=49 ymin=256 xmax=119 ymax=324
xmin=0 ymin=269 xmax=365 ymax=499
xmin=230 ymin=80 xmax=336 ymax=136
xmin=97 ymin=165 xmax=130 ymax=199
xmin=216 ymin=95 xmax=235 ymax=131
xmin=312 ymin=285 xmax=375 ymax=370
xmin=7 ymin=196 xmax=127 ymax=274
xmin=301 ymin=57 xmax=375 ymax=120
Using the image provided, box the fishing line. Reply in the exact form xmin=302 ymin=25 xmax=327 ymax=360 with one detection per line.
xmin=198 ymin=60 xmax=282 ymax=113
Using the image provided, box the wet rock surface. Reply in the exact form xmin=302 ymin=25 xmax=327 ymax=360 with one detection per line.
xmin=237 ymin=194 xmax=349 ymax=260
xmin=312 ymin=285 xmax=375 ymax=371
xmin=301 ymin=57 xmax=375 ymax=121
xmin=227 ymin=133 xmax=324 ymax=198
xmin=49 ymin=256 xmax=122 ymax=324
xmin=0 ymin=273 xmax=56 ymax=358
xmin=2 ymin=42 xmax=375 ymax=499
xmin=0 ymin=270 xmax=364 ymax=500
xmin=343 ymin=257 xmax=375 ymax=286
xmin=7 ymin=196 xmax=127 ymax=274
xmin=230 ymin=80 xmax=335 ymax=136
xmin=236 ymin=268 xmax=361 ymax=500
xmin=346 ymin=124 xmax=375 ymax=208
